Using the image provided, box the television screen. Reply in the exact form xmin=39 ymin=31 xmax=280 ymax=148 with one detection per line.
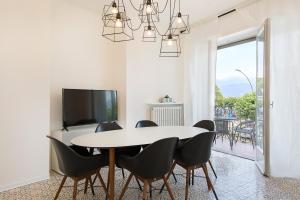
xmin=62 ymin=89 xmax=118 ymax=128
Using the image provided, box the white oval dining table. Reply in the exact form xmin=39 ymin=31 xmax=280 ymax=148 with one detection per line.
xmin=71 ymin=126 xmax=208 ymax=200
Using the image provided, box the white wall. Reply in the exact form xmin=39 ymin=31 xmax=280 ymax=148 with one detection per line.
xmin=0 ymin=0 xmax=51 ymax=192
xmin=126 ymin=38 xmax=184 ymax=127
xmin=0 ymin=0 xmax=127 ymax=192
xmin=50 ymin=0 xmax=127 ymax=131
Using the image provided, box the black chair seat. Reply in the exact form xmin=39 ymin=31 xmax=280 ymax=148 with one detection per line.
xmin=118 ymin=137 xmax=178 ymax=200
xmin=112 ymin=146 xmax=142 ymax=168
xmin=160 ymin=132 xmax=218 ymax=200
xmin=119 ymin=138 xmax=178 ymax=179
xmin=48 ymin=136 xmax=108 ymax=200
xmin=69 ymin=145 xmax=92 ymax=157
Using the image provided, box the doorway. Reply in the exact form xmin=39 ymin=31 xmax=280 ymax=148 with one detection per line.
xmin=213 ymin=38 xmax=257 ymax=160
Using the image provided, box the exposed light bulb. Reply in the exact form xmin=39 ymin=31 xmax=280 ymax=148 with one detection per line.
xmin=111 ymin=7 xmax=118 ymax=14
xmin=167 ymin=39 xmax=173 ymax=46
xmin=146 ymin=5 xmax=152 ymax=13
xmin=115 ymin=19 xmax=122 ymax=27
xmin=146 ymin=26 xmax=153 ymax=36
xmin=111 ymin=2 xmax=118 ymax=14
xmin=167 ymin=34 xmax=173 ymax=46
xmin=177 ymin=17 xmax=182 ymax=24
xmin=146 ymin=30 xmax=153 ymax=36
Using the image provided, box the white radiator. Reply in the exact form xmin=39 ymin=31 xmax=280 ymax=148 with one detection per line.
xmin=149 ymin=104 xmax=184 ymax=126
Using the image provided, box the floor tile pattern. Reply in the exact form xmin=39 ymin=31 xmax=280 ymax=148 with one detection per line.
xmin=1 ymin=152 xmax=300 ymax=200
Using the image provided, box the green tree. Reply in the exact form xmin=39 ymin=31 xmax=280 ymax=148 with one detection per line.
xmin=223 ymin=97 xmax=238 ymax=109
xmin=234 ymin=92 xmax=256 ymax=120
xmin=215 ymin=86 xmax=224 ymax=107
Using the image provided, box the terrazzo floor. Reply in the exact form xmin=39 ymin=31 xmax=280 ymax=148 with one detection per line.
xmin=1 ymin=152 xmax=300 ymax=200
xmin=212 ymin=138 xmax=255 ymax=160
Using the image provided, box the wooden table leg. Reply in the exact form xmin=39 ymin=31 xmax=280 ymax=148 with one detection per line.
xmin=108 ymin=148 xmax=115 ymax=200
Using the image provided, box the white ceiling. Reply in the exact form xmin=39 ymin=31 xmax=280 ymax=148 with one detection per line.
xmin=70 ymin=0 xmax=253 ymax=25
xmin=180 ymin=0 xmax=252 ymax=24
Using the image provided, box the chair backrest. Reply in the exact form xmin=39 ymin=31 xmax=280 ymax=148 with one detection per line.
xmin=177 ymin=132 xmax=216 ymax=166
xmin=95 ymin=121 xmax=122 ymax=133
xmin=135 ymin=120 xmax=158 ymax=128
xmin=47 ymin=136 xmax=85 ymax=176
xmin=193 ymin=120 xmax=215 ymax=131
xmin=132 ymin=137 xmax=178 ymax=179
xmin=214 ymin=119 xmax=231 ymax=133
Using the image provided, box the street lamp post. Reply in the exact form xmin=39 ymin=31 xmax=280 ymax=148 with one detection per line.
xmin=235 ymin=69 xmax=254 ymax=93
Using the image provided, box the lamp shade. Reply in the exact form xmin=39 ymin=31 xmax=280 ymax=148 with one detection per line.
xmin=159 ymin=34 xmax=181 ymax=57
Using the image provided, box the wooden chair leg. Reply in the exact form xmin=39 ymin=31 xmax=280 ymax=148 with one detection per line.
xmin=149 ymin=183 xmax=153 ymax=198
xmin=96 ymin=170 xmax=108 ymax=196
xmin=185 ymin=170 xmax=190 ymax=200
xmin=192 ymin=169 xmax=195 ymax=185
xmin=92 ymin=173 xmax=97 ymax=185
xmin=88 ymin=176 xmax=95 ymax=195
xmin=54 ymin=176 xmax=67 ymax=200
xmin=121 ymin=168 xmax=125 ymax=179
xmin=135 ymin=176 xmax=142 ymax=191
xmin=202 ymin=164 xmax=212 ymax=191
xmin=73 ymin=178 xmax=78 ymax=200
xmin=172 ymin=172 xmax=177 ymax=183
xmin=119 ymin=173 xmax=133 ymax=200
xmin=159 ymin=162 xmax=176 ymax=193
xmin=208 ymin=160 xmax=217 ymax=179
xmin=143 ymin=180 xmax=148 ymax=200
xmin=202 ymin=164 xmax=218 ymax=200
xmin=105 ymin=171 xmax=109 ymax=200
xmin=163 ymin=176 xmax=175 ymax=200
xmin=84 ymin=178 xmax=88 ymax=194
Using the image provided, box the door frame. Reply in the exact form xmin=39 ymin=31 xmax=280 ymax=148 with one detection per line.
xmin=255 ymin=18 xmax=271 ymax=176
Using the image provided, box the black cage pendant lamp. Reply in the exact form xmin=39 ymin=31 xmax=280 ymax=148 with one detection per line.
xmin=142 ymin=14 xmax=156 ymax=42
xmin=160 ymin=32 xmax=181 ymax=57
xmin=139 ymin=0 xmax=160 ymax=23
xmin=100 ymin=0 xmax=190 ymax=57
xmin=159 ymin=0 xmax=181 ymax=57
xmin=171 ymin=0 xmax=190 ymax=35
xmin=102 ymin=0 xmax=134 ymax=42
xmin=143 ymin=24 xmax=157 ymax=42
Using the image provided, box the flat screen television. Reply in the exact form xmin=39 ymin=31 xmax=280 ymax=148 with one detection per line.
xmin=62 ymin=89 xmax=118 ymax=129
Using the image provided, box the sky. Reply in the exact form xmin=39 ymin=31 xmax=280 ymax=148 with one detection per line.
xmin=216 ymin=41 xmax=256 ymax=97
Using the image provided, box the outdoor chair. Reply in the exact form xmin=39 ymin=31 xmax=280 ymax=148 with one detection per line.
xmin=234 ymin=120 xmax=256 ymax=148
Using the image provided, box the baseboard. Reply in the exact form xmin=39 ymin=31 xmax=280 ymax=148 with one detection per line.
xmin=0 ymin=175 xmax=49 ymax=193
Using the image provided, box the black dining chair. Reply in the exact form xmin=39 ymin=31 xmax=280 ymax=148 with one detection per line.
xmin=69 ymin=145 xmax=92 ymax=156
xmin=91 ymin=121 xmax=142 ymax=196
xmin=118 ymin=137 xmax=178 ymax=200
xmin=193 ymin=120 xmax=218 ymax=179
xmin=135 ymin=120 xmax=177 ymax=197
xmin=135 ymin=120 xmax=158 ymax=128
xmin=135 ymin=120 xmax=158 ymax=151
xmin=160 ymin=132 xmax=218 ymax=200
xmin=91 ymin=122 xmax=141 ymax=177
xmin=47 ymin=136 xmax=108 ymax=200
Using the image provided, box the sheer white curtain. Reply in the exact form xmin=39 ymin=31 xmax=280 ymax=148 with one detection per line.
xmin=183 ymin=4 xmax=262 ymax=126
xmin=183 ymin=20 xmax=218 ymax=125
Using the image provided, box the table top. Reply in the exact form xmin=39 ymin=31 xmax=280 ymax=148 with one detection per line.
xmin=71 ymin=126 xmax=208 ymax=148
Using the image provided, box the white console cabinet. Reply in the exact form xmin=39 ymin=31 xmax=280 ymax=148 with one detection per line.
xmin=50 ymin=124 xmax=98 ymax=174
